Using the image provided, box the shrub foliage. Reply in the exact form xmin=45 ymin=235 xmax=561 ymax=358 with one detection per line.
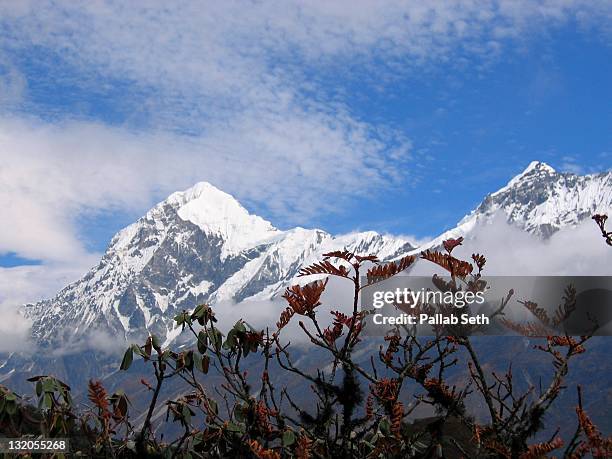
xmin=1 ymin=216 xmax=611 ymax=458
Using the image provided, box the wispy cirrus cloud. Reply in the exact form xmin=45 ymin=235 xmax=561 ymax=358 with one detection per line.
xmin=0 ymin=113 xmax=409 ymax=263
xmin=2 ymin=1 xmax=611 ymax=135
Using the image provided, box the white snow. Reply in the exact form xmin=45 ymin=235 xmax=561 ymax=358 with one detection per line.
xmin=163 ymin=323 xmax=184 ymax=347
xmin=190 ymin=279 xmax=213 ymax=296
xmin=168 ymin=182 xmax=281 ymax=259
xmin=491 ymin=161 xmax=556 ymax=197
xmin=153 ymin=291 xmax=170 ymax=313
xmin=113 ymin=299 xmax=131 ymax=332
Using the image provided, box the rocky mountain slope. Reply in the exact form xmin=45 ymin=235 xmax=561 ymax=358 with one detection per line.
xmin=21 ymin=182 xmax=415 ymax=348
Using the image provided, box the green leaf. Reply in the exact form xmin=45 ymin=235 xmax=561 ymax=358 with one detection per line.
xmin=191 ymin=303 xmax=210 ymax=321
xmin=234 ymin=405 xmax=245 ymax=423
xmin=193 ymin=353 xmax=203 ymax=372
xmin=207 ymin=399 xmax=218 ymax=415
xmin=223 ymin=330 xmax=237 ymax=350
xmin=379 ymin=418 xmax=391 ymax=436
xmin=43 ymin=393 xmax=52 ymax=409
xmin=120 ymin=347 xmax=134 ymax=371
xmin=42 ymin=378 xmax=55 ymax=393
xmin=182 ymin=404 xmax=192 ymax=423
xmin=174 ymin=312 xmax=184 ymax=325
xmin=151 ymin=334 xmax=162 ymax=352
xmin=174 ymin=311 xmax=192 ymax=329
xmin=5 ymin=400 xmax=17 ymax=415
xmin=226 ymin=421 xmax=244 ymax=433
xmin=234 ymin=320 xmax=246 ymax=333
xmin=132 ymin=344 xmax=145 ymax=358
xmin=208 ymin=328 xmax=223 ymax=351
xmin=282 ymin=429 xmax=296 ymax=446
xmin=116 ymin=394 xmax=129 ymax=418
xmin=184 ymin=351 xmax=194 ymax=370
xmin=197 ymin=330 xmax=208 ymax=354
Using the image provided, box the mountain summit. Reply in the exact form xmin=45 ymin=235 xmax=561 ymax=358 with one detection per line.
xmin=477 ymin=160 xmax=610 ymax=236
xmin=22 ymin=183 xmax=414 ymax=347
xmin=422 ymin=161 xmax=611 ymax=248
xmin=164 ymin=182 xmax=280 ymax=258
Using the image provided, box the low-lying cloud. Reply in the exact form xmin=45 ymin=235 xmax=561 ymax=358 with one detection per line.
xmin=426 ymin=215 xmax=612 ymax=276
xmin=209 ymin=219 xmax=612 ymax=342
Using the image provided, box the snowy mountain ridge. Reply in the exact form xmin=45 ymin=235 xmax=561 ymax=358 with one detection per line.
xmin=415 ymin=161 xmax=612 ymax=252
xmin=22 ymin=183 xmax=415 ymax=347
xmin=20 ymin=161 xmax=611 ymax=348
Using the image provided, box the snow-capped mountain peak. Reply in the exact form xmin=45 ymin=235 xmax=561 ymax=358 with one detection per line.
xmin=416 ymin=161 xmax=611 ymax=251
xmin=522 ymin=160 xmax=556 ymax=175
xmin=493 ymin=160 xmax=556 ymax=196
xmin=479 ymin=161 xmax=611 ymax=236
xmin=21 ymin=182 xmax=415 ymax=346
xmin=5 ymin=164 xmax=611 ymax=418
xmin=163 ymin=182 xmax=280 ymax=259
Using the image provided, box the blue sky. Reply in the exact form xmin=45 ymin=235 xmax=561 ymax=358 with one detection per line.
xmin=0 ymin=1 xmax=611 ymax=282
xmin=326 ymin=27 xmax=612 ymax=235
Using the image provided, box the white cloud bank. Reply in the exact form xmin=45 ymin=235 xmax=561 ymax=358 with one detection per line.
xmin=1 ymin=2 xmax=610 ymax=96
xmin=0 ymin=260 xmax=94 ymax=352
xmin=411 ymin=216 xmax=612 ymax=277
xmin=0 ymin=115 xmax=409 ymax=262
